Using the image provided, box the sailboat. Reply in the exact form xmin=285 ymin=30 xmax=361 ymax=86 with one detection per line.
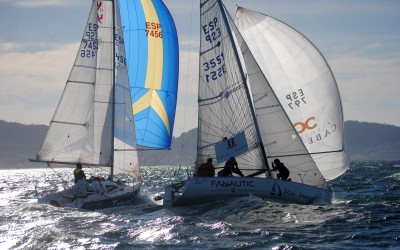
xmin=30 ymin=0 xmax=178 ymax=210
xmin=163 ymin=0 xmax=347 ymax=207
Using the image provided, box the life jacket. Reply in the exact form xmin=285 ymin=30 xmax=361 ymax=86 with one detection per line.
xmin=74 ymin=168 xmax=85 ymax=183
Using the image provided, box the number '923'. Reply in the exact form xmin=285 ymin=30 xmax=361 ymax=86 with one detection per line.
xmin=203 ymin=17 xmax=221 ymax=44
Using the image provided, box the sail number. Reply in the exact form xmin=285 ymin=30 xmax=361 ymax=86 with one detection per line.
xmin=204 ymin=53 xmax=226 ymax=82
xmin=145 ymin=22 xmax=162 ymax=38
xmin=81 ymin=41 xmax=98 ymax=58
xmin=115 ymin=33 xmax=127 ymax=66
xmin=286 ymin=89 xmax=307 ymax=109
xmin=115 ymin=33 xmax=124 ymax=47
xmin=81 ymin=23 xmax=98 ymax=58
xmin=203 ymin=17 xmax=221 ymax=44
xmin=86 ymin=23 xmax=98 ymax=40
xmin=115 ymin=53 xmax=127 ymax=66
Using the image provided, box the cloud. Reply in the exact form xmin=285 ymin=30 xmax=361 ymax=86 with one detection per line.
xmin=173 ymin=48 xmax=199 ymax=136
xmin=366 ymin=43 xmax=382 ymax=50
xmin=0 ymin=0 xmax=83 ymax=8
xmin=0 ymin=41 xmax=78 ymax=124
xmin=331 ymin=54 xmax=400 ymax=126
xmin=0 ymin=39 xmax=200 ymax=134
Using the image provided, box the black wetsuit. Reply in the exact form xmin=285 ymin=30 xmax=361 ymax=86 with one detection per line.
xmin=274 ymin=162 xmax=290 ymax=180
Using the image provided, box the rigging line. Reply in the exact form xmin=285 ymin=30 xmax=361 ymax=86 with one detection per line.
xmin=46 ymin=163 xmax=70 ymax=189
xmin=267 ymin=150 xmax=345 ymax=159
xmin=179 ymin=0 xmax=195 ymax=166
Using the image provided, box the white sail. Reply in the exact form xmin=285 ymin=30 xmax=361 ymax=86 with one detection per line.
xmin=37 ymin=1 xmax=112 ymax=166
xmin=229 ymin=6 xmax=327 ymax=189
xmin=36 ymin=0 xmax=139 ymax=180
xmin=235 ymin=8 xmax=349 ymax=180
xmin=197 ymin=0 xmax=265 ymax=172
xmin=113 ymin=1 xmax=139 ymax=179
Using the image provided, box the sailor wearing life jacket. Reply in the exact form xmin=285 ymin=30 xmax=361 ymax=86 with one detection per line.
xmin=74 ymin=163 xmax=86 ymax=184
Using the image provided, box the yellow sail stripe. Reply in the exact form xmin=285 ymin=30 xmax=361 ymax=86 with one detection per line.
xmin=141 ymin=0 xmax=163 ymax=90
xmin=132 ymin=90 xmax=171 ymax=135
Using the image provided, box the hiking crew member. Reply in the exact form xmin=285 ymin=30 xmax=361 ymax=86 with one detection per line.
xmin=218 ymin=157 xmax=244 ymax=177
xmin=197 ymin=158 xmax=215 ymax=177
xmin=272 ymin=158 xmax=290 ymax=180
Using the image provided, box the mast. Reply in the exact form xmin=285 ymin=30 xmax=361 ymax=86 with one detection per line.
xmin=111 ymin=0 xmax=116 ymax=176
xmin=217 ymin=0 xmax=271 ymax=176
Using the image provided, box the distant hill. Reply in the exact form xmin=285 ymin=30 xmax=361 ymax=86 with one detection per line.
xmin=0 ymin=120 xmax=47 ymax=168
xmin=0 ymin=120 xmax=399 ymax=168
xmin=344 ymin=121 xmax=400 ymax=161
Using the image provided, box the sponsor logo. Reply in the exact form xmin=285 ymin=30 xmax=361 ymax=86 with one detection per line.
xmin=284 ymin=188 xmax=296 ymax=197
xmin=294 ymin=116 xmax=317 ymax=134
xmin=298 ymin=192 xmax=313 ymax=201
xmin=211 ymin=180 xmax=255 ymax=188
xmin=97 ymin=1 xmax=104 ymax=24
xmin=270 ymin=182 xmax=282 ymax=196
xmin=227 ymin=137 xmax=236 ymax=148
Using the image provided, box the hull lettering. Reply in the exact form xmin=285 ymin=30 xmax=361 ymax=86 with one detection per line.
xmin=211 ymin=180 xmax=255 ymax=188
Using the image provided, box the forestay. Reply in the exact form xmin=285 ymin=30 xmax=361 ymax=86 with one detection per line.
xmin=235 ymin=8 xmax=349 ymax=180
xmin=119 ymin=0 xmax=179 ymax=149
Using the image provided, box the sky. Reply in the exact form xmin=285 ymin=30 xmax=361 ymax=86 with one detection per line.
xmin=0 ymin=0 xmax=399 ymax=137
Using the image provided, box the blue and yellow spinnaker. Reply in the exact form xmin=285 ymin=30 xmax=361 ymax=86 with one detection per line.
xmin=119 ymin=0 xmax=179 ymax=148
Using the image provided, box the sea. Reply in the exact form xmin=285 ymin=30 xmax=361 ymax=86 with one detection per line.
xmin=0 ymin=161 xmax=399 ymax=250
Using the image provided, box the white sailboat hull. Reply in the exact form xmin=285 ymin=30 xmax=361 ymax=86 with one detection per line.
xmin=164 ymin=177 xmax=332 ymax=207
xmin=38 ymin=180 xmax=141 ymax=211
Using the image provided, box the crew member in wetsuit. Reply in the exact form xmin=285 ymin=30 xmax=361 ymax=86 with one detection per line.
xmin=272 ymin=158 xmax=290 ymax=180
xmin=218 ymin=157 xmax=244 ymax=177
xmin=197 ymin=158 xmax=215 ymax=177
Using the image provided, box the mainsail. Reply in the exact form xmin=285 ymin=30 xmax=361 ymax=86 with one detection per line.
xmin=119 ymin=0 xmax=179 ymax=148
xmin=197 ymin=0 xmax=328 ymax=189
xmin=35 ymin=0 xmax=139 ymax=179
xmin=235 ymin=8 xmax=349 ymax=180
xmin=197 ymin=0 xmax=265 ymax=173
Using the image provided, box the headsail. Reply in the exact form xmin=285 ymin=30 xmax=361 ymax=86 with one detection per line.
xmin=235 ymin=8 xmax=349 ymax=180
xmin=119 ymin=0 xmax=179 ymax=148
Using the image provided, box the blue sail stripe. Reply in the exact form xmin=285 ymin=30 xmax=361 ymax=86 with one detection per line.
xmin=153 ymin=0 xmax=179 ymax=138
xmin=119 ymin=0 xmax=148 ymax=103
xmin=119 ymin=0 xmax=179 ymax=148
